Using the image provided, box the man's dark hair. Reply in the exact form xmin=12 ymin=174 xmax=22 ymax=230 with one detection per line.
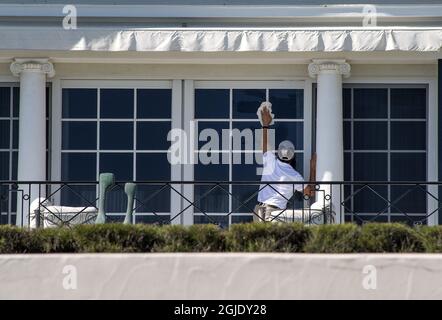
xmin=277 ymin=156 xmax=297 ymax=170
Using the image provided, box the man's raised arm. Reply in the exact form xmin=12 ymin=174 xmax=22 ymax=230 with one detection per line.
xmin=260 ymin=107 xmax=273 ymax=154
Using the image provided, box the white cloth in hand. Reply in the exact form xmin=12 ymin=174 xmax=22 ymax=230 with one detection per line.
xmin=256 ymin=101 xmax=275 ymax=126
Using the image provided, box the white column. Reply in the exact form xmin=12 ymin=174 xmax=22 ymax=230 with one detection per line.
xmin=10 ymin=58 xmax=55 ymax=227
xmin=308 ymin=59 xmax=350 ymax=223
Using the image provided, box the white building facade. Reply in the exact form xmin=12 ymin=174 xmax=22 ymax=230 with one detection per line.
xmin=0 ymin=0 xmax=441 ymax=227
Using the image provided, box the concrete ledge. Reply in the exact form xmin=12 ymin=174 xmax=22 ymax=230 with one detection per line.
xmin=1 ymin=253 xmax=442 ymax=299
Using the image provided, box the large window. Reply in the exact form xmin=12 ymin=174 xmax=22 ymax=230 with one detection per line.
xmin=61 ymin=83 xmax=173 ymax=223
xmin=0 ymin=86 xmax=19 ymax=225
xmin=342 ymin=85 xmax=428 ymax=224
xmin=192 ymin=82 xmax=306 ymax=227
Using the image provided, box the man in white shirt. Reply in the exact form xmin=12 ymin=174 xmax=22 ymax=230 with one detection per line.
xmin=254 ymin=107 xmax=316 ymax=222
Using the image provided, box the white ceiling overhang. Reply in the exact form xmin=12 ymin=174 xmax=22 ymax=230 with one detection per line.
xmin=1 ymin=27 xmax=441 ymax=53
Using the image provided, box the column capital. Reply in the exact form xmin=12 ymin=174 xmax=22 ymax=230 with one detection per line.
xmin=308 ymin=59 xmax=351 ymax=78
xmin=10 ymin=58 xmax=55 ymax=77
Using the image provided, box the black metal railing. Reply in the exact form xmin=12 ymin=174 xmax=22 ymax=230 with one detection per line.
xmin=0 ymin=180 xmax=441 ymax=228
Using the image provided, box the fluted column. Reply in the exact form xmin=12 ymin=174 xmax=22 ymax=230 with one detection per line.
xmin=308 ymin=59 xmax=350 ymax=223
xmin=10 ymin=58 xmax=55 ymax=227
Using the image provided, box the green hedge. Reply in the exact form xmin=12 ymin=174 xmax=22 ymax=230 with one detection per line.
xmin=1 ymin=223 xmax=442 ymax=253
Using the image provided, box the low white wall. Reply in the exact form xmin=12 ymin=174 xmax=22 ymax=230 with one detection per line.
xmin=1 ymin=253 xmax=442 ymax=300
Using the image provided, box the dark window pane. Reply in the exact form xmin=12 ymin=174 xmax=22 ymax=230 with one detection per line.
xmin=343 ymin=88 xmax=351 ymax=119
xmin=231 ymin=122 xmax=260 ymax=151
xmin=12 ymin=87 xmax=19 ymax=117
xmin=353 ymin=153 xmax=388 ymax=181
xmin=353 ymin=88 xmax=388 ymax=119
xmin=61 ymin=153 xmax=96 ymax=181
xmin=0 ymin=182 xmax=13 ymax=216
xmin=100 ymin=89 xmax=133 ymax=119
xmin=62 ymin=89 xmax=97 ymax=119
xmin=1 ymin=214 xmax=16 ymax=225
xmin=12 ymin=120 xmax=18 ymax=149
xmin=62 ymin=122 xmax=97 ymax=150
xmin=194 ymin=184 xmax=229 ymax=214
xmin=391 ymin=122 xmax=426 ymax=150
xmin=61 ymin=153 xmax=97 ymax=207
xmin=194 ymin=160 xmax=229 ymax=213
xmin=137 ymin=89 xmax=171 ymax=119
xmin=11 ymin=152 xmax=17 ymax=180
xmin=60 ymin=185 xmax=97 ymax=208
xmin=137 ymin=121 xmax=171 ymax=150
xmin=196 ymin=150 xmax=230 ymax=166
xmin=231 ymin=215 xmax=253 ymax=224
xmin=353 ymin=185 xmax=388 ymax=214
xmin=353 ymin=121 xmax=388 ymax=150
xmin=136 ymin=153 xmax=170 ymax=180
xmin=0 ymin=152 xmax=9 ymax=180
xmin=104 ymin=185 xmax=128 ymax=213
xmin=135 ymin=215 xmax=170 ymax=224
xmin=0 ymin=87 xmax=10 ymax=117
xmin=274 ymin=122 xmax=304 ymax=151
xmin=195 ymin=160 xmax=229 ymax=181
xmin=343 ymin=185 xmax=353 ymax=214
xmin=0 ymin=197 xmax=7 ymax=215
xmin=233 ymin=89 xmax=266 ymax=119
xmin=194 ymin=215 xmax=229 ymax=228
xmin=197 ymin=121 xmax=229 ymax=151
xmin=195 ymin=89 xmax=230 ymax=119
xmin=10 ymin=192 xmax=17 ymax=213
xmin=136 ymin=185 xmax=171 ymax=213
xmin=232 ymin=161 xmax=260 ymax=213
xmin=269 ymin=89 xmax=303 ymax=119
xmin=390 ymin=88 xmax=426 ymax=119
xmin=100 ymin=122 xmax=133 ymax=150
xmin=344 ymin=152 xmax=351 ymax=181
xmin=135 ymin=153 xmax=170 ymax=213
xmin=232 ymin=156 xmax=261 ymax=181
xmin=343 ymin=121 xmax=351 ymax=150
xmin=99 ymin=153 xmax=133 ymax=181
xmin=0 ymin=120 xmax=9 ymax=149
xmin=391 ymin=186 xmax=427 ymax=214
xmin=390 ymin=153 xmax=426 ymax=181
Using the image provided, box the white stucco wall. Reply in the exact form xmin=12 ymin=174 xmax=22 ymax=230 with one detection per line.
xmin=0 ymin=253 xmax=442 ymax=299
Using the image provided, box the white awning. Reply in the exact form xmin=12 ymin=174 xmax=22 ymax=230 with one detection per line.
xmin=1 ymin=27 xmax=441 ymax=52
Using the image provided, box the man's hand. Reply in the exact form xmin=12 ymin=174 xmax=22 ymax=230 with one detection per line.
xmin=261 ymin=108 xmax=272 ymax=127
